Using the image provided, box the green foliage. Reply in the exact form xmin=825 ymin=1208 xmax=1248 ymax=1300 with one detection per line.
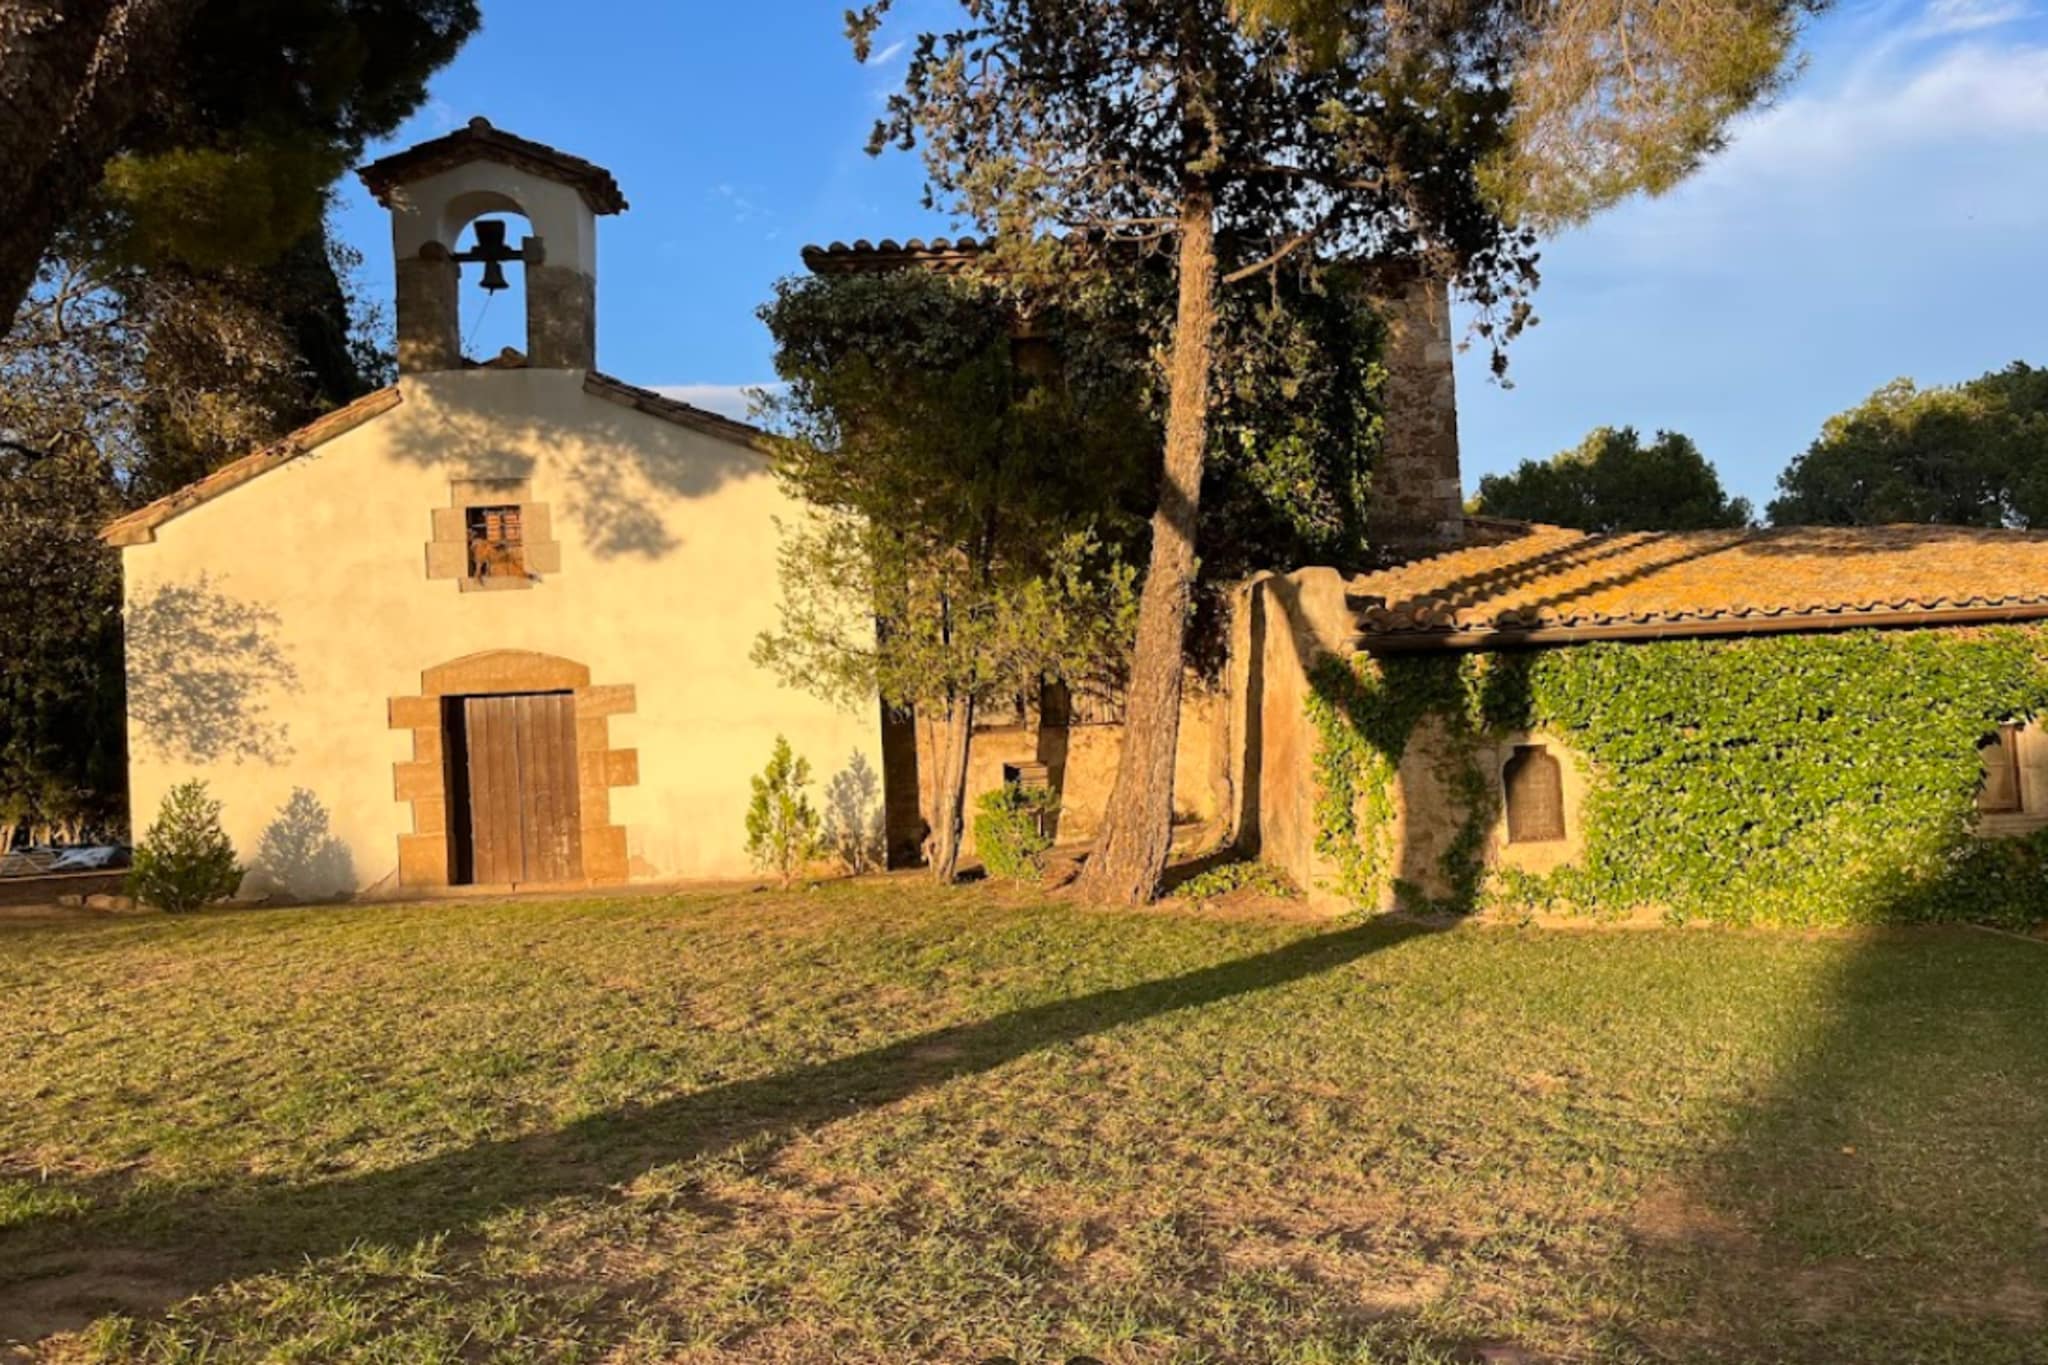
xmin=1769 ymin=363 xmax=2048 ymax=528
xmin=1171 ymin=858 xmax=1301 ymax=906
xmin=1234 ymin=0 xmax=1813 ymax=231
xmin=1305 ymin=652 xmax=1490 ymax=911
xmin=127 ymin=780 xmax=243 ymax=913
xmin=754 ymin=268 xmax=1145 ymax=719
xmin=1201 ymin=269 xmax=1388 ymax=579
xmin=744 ymin=737 xmax=824 ymax=889
xmin=1308 ymin=629 xmax=2048 ymax=926
xmin=1473 ymin=425 xmax=1753 ymax=531
xmin=0 ymin=447 xmax=124 ymax=842
xmin=823 ymin=751 xmax=887 ymax=876
xmin=92 ymin=0 xmax=478 ymax=276
xmin=972 ymin=783 xmax=1059 ymax=882
xmin=858 ymin=0 xmax=1544 ymax=363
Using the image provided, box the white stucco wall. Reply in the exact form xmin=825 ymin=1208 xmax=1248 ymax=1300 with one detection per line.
xmin=119 ymin=367 xmax=877 ymax=894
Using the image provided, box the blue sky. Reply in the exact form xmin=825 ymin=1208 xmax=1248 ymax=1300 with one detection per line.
xmin=331 ymin=0 xmax=2048 ymax=511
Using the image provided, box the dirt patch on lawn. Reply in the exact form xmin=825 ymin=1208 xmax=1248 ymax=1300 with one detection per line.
xmin=1627 ymin=1182 xmax=1758 ymax=1257
xmin=0 ymin=1252 xmax=195 ymax=1352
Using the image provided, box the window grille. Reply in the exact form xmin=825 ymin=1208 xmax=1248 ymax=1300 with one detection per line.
xmin=467 ymin=504 xmax=526 ymax=579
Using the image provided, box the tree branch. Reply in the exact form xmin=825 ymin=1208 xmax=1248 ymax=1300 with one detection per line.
xmin=1220 ymin=208 xmax=1341 ymax=285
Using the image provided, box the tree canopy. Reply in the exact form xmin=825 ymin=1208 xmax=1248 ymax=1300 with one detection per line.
xmin=1 ymin=0 xmax=478 ymax=330
xmin=856 ymin=0 xmax=1558 ymax=901
xmin=1473 ymin=425 xmax=1754 ymax=532
xmin=753 ymin=267 xmax=1148 ymax=880
xmin=1768 ymin=363 xmax=2048 ymax=529
xmin=1234 ymin=0 xmax=1820 ymax=230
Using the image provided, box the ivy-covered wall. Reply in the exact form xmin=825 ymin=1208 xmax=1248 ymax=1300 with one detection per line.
xmin=1305 ymin=627 xmax=2048 ymax=926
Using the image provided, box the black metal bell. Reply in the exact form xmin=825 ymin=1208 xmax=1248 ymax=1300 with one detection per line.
xmin=455 ymin=218 xmax=519 ymax=293
xmin=473 ymin=221 xmax=511 ymax=293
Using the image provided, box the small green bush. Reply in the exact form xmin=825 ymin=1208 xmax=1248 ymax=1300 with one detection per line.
xmin=745 ymin=736 xmax=823 ymax=888
xmin=1172 ymin=859 xmax=1301 ymax=907
xmin=973 ymin=783 xmax=1057 ymax=882
xmin=127 ymin=780 xmax=243 ymax=913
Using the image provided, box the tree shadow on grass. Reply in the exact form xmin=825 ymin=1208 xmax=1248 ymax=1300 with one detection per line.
xmin=1616 ymin=922 xmax=2048 ymax=1363
xmin=0 ymin=918 xmax=1441 ymax=1342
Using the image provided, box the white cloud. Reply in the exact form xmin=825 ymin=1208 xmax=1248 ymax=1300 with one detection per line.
xmin=1911 ymin=0 xmax=2032 ymax=37
xmin=1574 ymin=21 xmax=2048 ymax=271
xmin=652 ymin=383 xmax=782 ymax=423
xmin=1726 ymin=39 xmax=2048 ymax=178
xmin=871 ymin=39 xmax=908 ymax=65
xmin=1453 ymin=0 xmax=2048 ymax=507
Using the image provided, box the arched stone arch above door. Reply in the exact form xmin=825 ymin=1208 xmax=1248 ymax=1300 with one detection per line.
xmin=389 ymin=650 xmax=637 ymax=888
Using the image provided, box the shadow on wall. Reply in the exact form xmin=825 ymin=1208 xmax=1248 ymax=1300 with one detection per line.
xmin=246 ymin=788 xmax=355 ymax=903
xmin=1253 ymin=569 xmax=1450 ymax=913
xmin=380 ymin=377 xmax=765 ymax=562
xmin=124 ymin=576 xmax=299 ymax=766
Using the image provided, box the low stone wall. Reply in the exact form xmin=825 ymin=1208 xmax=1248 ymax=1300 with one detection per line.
xmin=1229 ymin=569 xmax=1359 ymax=911
xmin=905 ymin=686 xmax=1229 ymax=863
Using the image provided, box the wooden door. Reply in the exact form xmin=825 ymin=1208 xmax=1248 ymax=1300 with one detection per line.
xmin=462 ymin=692 xmax=583 ymax=884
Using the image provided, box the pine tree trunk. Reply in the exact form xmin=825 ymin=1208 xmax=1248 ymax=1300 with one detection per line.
xmin=0 ymin=0 xmax=199 ymax=330
xmin=1075 ymin=186 xmax=1218 ymax=905
xmin=927 ymin=691 xmax=975 ymax=883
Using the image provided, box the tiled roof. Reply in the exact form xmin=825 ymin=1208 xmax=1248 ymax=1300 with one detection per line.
xmin=801 ymin=237 xmax=990 ymax=275
xmin=102 ymin=372 xmax=765 ymax=547
xmin=1349 ymin=522 xmax=2048 ymax=650
xmin=580 ymin=371 xmax=770 ymax=452
xmin=358 ymin=117 xmax=627 ymax=215
xmin=102 ymin=387 xmax=403 ymax=546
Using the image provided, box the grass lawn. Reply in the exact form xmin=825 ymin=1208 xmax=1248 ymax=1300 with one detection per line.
xmin=4 ymin=881 xmax=2047 ymax=1363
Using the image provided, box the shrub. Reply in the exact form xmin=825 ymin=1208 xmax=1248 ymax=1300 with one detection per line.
xmin=745 ymin=736 xmax=823 ymax=888
xmin=973 ymin=782 xmax=1058 ymax=882
xmin=127 ymin=781 xmax=243 ymax=913
xmin=823 ymin=751 xmax=887 ymax=876
xmin=1172 ymin=859 xmax=1301 ymax=907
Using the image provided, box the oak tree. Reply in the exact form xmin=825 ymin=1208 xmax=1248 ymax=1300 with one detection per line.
xmin=1769 ymin=364 xmax=2048 ymax=529
xmin=753 ymin=268 xmax=1146 ymax=882
xmin=1473 ymin=425 xmax=1753 ymax=532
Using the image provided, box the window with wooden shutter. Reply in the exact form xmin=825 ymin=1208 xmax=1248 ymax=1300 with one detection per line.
xmin=1978 ymin=725 xmax=2024 ymax=815
xmin=1504 ymin=744 xmax=1566 ymax=844
xmin=466 ymin=504 xmax=526 ymax=579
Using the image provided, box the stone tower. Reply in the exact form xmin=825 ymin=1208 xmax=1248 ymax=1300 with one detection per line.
xmin=358 ymin=117 xmax=628 ymax=374
xmin=1366 ymin=265 xmax=1465 ymax=563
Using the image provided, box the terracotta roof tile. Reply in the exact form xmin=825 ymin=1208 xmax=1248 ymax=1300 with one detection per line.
xmin=358 ymin=117 xmax=627 ymax=215
xmin=581 ymin=372 xmax=770 ymax=452
xmin=800 ymin=237 xmax=990 ymax=275
xmin=102 ymin=372 xmax=770 ymax=548
xmin=102 ymin=387 xmax=403 ymax=546
xmin=1348 ymin=523 xmax=2048 ymax=649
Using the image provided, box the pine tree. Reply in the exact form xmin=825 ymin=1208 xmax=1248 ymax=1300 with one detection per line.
xmin=744 ymin=737 xmax=825 ymax=890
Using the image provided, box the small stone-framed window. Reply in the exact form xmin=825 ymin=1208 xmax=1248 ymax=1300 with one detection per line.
xmin=1504 ymin=744 xmax=1567 ymax=844
xmin=467 ymin=504 xmax=525 ymax=579
xmin=426 ymin=478 xmax=560 ymax=592
xmin=1978 ymin=724 xmax=2025 ymax=815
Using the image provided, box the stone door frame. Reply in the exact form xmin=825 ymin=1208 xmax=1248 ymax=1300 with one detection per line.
xmin=389 ymin=649 xmax=637 ymax=888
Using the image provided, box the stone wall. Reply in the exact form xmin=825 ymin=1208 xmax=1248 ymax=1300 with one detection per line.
xmin=1366 ymin=272 xmax=1463 ymax=563
xmin=900 ymin=685 xmax=1229 ymax=866
xmin=1230 ymin=569 xmax=1358 ymax=912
